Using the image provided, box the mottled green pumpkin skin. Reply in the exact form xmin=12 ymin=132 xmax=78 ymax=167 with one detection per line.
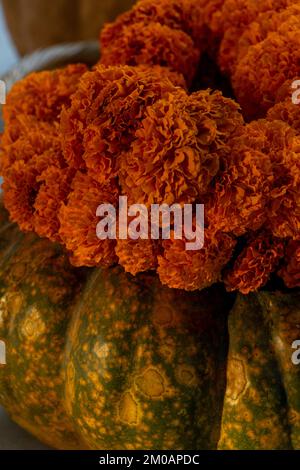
xmin=0 ymin=204 xmax=229 ymax=449
xmin=0 ymin=203 xmax=299 ymax=450
xmin=219 ymin=291 xmax=300 ymax=450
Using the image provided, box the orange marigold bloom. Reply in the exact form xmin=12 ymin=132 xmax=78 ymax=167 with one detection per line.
xmin=214 ymin=0 xmax=295 ymax=74
xmin=101 ymin=0 xmax=205 ymax=47
xmin=58 ymin=172 xmax=119 ymax=268
xmin=0 ymin=121 xmax=66 ymax=235
xmin=60 ymin=64 xmax=179 ymax=182
xmin=1 ymin=64 xmax=87 ymax=236
xmin=128 ymin=64 xmax=187 ymax=89
xmin=234 ymin=4 xmax=300 ymax=71
xmin=232 ymin=16 xmax=300 ymax=119
xmin=211 ymin=0 xmax=291 ymax=34
xmin=157 ymin=229 xmax=236 ymax=291
xmin=205 ymin=142 xmax=273 ymax=237
xmin=3 ymin=64 xmax=88 ymax=124
xmin=0 ymin=116 xmax=63 ymax=176
xmin=2 ymin=161 xmax=39 ymax=232
xmin=116 ymin=239 xmax=158 ymax=275
xmin=100 ymin=21 xmax=200 ymax=86
xmin=228 ymin=119 xmax=300 ymax=240
xmin=224 ymin=232 xmax=285 ymax=294
xmin=267 ymin=77 xmax=300 ymax=133
xmin=264 ymin=121 xmax=300 ymax=240
xmin=34 ymin=166 xmax=76 ymax=243
xmin=119 ymin=89 xmax=243 ymax=207
xmin=278 ymin=240 xmax=300 ymax=288
xmin=1 ymin=0 xmax=299 ymax=294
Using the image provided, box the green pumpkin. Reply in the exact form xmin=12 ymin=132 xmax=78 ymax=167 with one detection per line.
xmin=0 ymin=203 xmax=299 ymax=450
xmin=220 ymin=291 xmax=300 ymax=450
xmin=0 ymin=203 xmax=229 ymax=449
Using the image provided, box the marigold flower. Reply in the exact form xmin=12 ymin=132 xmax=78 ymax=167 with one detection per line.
xmin=1 ymin=0 xmax=300 ymax=294
xmin=227 ymin=119 xmax=300 ymax=240
xmin=116 ymin=239 xmax=158 ymax=275
xmin=278 ymin=240 xmax=300 ymax=288
xmin=3 ymin=64 xmax=88 ymax=124
xmin=224 ymin=232 xmax=285 ymax=294
xmin=205 ymin=143 xmax=273 ymax=237
xmin=234 ymin=4 xmax=300 ymax=70
xmin=157 ymin=229 xmax=236 ymax=291
xmin=58 ymin=172 xmax=119 ymax=268
xmin=214 ymin=0 xmax=295 ymax=74
xmin=0 ymin=64 xmax=88 ymax=237
xmin=264 ymin=121 xmax=300 ymax=240
xmin=267 ymin=78 xmax=300 ymax=133
xmin=34 ymin=166 xmax=76 ymax=242
xmin=209 ymin=0 xmax=297 ymax=75
xmin=2 ymin=161 xmax=39 ymax=232
xmin=101 ymin=0 xmax=205 ymax=48
xmin=100 ymin=21 xmax=200 ymax=86
xmin=119 ymin=89 xmax=243 ymax=207
xmin=211 ymin=0 xmax=288 ymax=34
xmin=0 ymin=116 xmax=63 ymax=176
xmin=60 ymin=64 xmax=181 ymax=182
xmin=0 ymin=120 xmax=66 ymax=235
xmin=232 ymin=17 xmax=300 ymax=119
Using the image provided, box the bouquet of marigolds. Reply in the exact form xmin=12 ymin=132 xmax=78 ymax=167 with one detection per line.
xmin=0 ymin=0 xmax=299 ymax=451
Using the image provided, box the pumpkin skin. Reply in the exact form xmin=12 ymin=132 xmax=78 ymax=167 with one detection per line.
xmin=219 ymin=291 xmax=300 ymax=450
xmin=0 ymin=203 xmax=230 ymax=450
xmin=0 ymin=203 xmax=299 ymax=449
xmin=2 ymin=0 xmax=136 ymax=56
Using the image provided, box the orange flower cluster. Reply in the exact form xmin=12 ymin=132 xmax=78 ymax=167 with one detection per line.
xmin=1 ymin=64 xmax=88 ymax=236
xmin=0 ymin=0 xmax=299 ymax=293
xmin=224 ymin=232 xmax=285 ymax=294
xmin=267 ymin=78 xmax=300 ymax=132
xmin=100 ymin=0 xmax=204 ymax=85
xmin=279 ymin=240 xmax=300 ymax=288
xmin=60 ymin=65 xmax=184 ymax=180
xmin=199 ymin=0 xmax=300 ymax=119
xmin=119 ymin=89 xmax=242 ymax=207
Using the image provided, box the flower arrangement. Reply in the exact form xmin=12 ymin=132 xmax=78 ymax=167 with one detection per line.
xmin=0 ymin=0 xmax=299 ymax=293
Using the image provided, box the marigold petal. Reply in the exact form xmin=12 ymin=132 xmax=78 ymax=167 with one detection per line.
xmin=224 ymin=231 xmax=285 ymax=294
xmin=58 ymin=172 xmax=119 ymax=267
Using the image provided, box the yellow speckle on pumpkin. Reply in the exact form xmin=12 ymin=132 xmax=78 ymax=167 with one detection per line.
xmin=225 ymin=356 xmax=249 ymax=404
xmin=118 ymin=391 xmax=139 ymax=425
xmin=20 ymin=306 xmax=46 ymax=341
xmin=135 ymin=367 xmax=166 ymax=398
xmin=176 ymin=364 xmax=198 ymax=387
xmin=94 ymin=342 xmax=110 ymax=361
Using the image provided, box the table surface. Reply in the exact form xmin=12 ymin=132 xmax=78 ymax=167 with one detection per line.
xmin=0 ymin=407 xmax=48 ymax=449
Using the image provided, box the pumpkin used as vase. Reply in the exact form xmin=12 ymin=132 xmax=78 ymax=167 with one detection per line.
xmin=0 ymin=203 xmax=299 ymax=450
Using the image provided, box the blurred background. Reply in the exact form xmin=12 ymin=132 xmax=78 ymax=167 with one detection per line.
xmin=0 ymin=2 xmax=18 ymax=75
xmin=0 ymin=0 xmax=135 ymax=75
